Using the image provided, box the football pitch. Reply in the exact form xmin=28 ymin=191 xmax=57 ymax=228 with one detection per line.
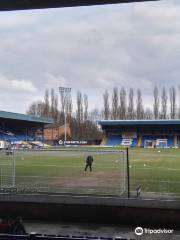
xmin=0 ymin=149 xmax=126 ymax=195
xmin=0 ymin=147 xmax=180 ymax=198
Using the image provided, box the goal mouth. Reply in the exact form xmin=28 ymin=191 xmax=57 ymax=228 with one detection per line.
xmin=144 ymin=140 xmax=154 ymax=148
xmin=155 ymin=139 xmax=168 ymax=148
xmin=0 ymin=148 xmax=128 ymax=197
xmin=0 ymin=150 xmax=15 ymax=188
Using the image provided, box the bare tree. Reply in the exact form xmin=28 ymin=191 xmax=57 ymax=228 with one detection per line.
xmin=54 ymin=94 xmax=59 ymax=123
xmin=27 ymin=101 xmax=45 ymax=117
xmin=170 ymin=87 xmax=176 ymax=119
xmin=103 ymin=90 xmax=110 ymax=120
xmin=90 ymin=108 xmax=101 ymax=122
xmin=178 ymin=85 xmax=180 ymax=118
xmin=43 ymin=89 xmax=50 ymax=117
xmin=27 ymin=102 xmax=37 ymax=116
xmin=112 ymin=87 xmax=119 ymax=120
xmin=136 ymin=89 xmax=144 ymax=119
xmin=50 ymin=88 xmax=55 ymax=119
xmin=144 ymin=108 xmax=153 ymax=119
xmin=67 ymin=92 xmax=72 ymax=124
xmin=119 ymin=87 xmax=126 ymax=120
xmin=161 ymin=87 xmax=168 ymax=119
xmin=82 ymin=94 xmax=88 ymax=139
xmin=76 ymin=91 xmax=83 ymax=139
xmin=77 ymin=91 xmax=83 ymax=123
xmin=84 ymin=94 xmax=88 ymax=122
xmin=153 ymin=86 xmax=159 ymax=119
xmin=36 ymin=101 xmax=45 ymax=116
xmin=127 ymin=88 xmax=134 ymax=119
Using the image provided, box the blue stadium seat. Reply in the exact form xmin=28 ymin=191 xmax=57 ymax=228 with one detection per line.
xmin=106 ymin=135 xmax=138 ymax=147
xmin=131 ymin=138 xmax=138 ymax=147
xmin=0 ymin=128 xmax=35 ymax=143
xmin=106 ymin=135 xmax=122 ymax=146
xmin=167 ymin=136 xmax=174 ymax=148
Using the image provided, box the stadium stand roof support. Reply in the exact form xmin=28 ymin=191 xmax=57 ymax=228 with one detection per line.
xmin=0 ymin=0 xmax=159 ymax=11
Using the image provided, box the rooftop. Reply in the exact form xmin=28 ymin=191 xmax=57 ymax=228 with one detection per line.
xmin=0 ymin=110 xmax=53 ymax=124
xmin=98 ymin=119 xmax=180 ymax=126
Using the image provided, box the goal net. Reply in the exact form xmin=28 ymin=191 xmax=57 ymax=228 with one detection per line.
xmin=6 ymin=148 xmax=127 ymax=196
xmin=156 ymin=139 xmax=167 ymax=148
xmin=0 ymin=149 xmax=15 ymax=188
xmin=144 ymin=139 xmax=168 ymax=148
xmin=144 ymin=140 xmax=155 ymax=148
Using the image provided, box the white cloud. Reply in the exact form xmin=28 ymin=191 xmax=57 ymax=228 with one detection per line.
xmin=11 ymin=79 xmax=37 ymax=92
xmin=44 ymin=73 xmax=68 ymax=89
xmin=0 ymin=1 xmax=180 ymax=113
xmin=0 ymin=73 xmax=37 ymax=92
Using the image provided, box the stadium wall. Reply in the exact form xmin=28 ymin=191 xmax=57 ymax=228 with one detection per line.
xmin=0 ymin=194 xmax=180 ymax=227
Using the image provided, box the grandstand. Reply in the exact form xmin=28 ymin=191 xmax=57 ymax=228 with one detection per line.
xmin=0 ymin=110 xmax=53 ymax=147
xmin=98 ymin=120 xmax=180 ymax=148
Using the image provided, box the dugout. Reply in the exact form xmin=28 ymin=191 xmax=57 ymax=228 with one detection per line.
xmin=0 ymin=110 xmax=53 ymax=144
xmin=98 ymin=120 xmax=180 ymax=148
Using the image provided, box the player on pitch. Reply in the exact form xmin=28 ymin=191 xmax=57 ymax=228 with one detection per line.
xmin=84 ymin=155 xmax=94 ymax=172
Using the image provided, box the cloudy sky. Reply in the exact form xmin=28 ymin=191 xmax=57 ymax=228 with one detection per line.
xmin=0 ymin=0 xmax=180 ymax=114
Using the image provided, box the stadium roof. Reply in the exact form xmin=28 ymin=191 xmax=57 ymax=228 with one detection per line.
xmin=0 ymin=0 xmax=159 ymax=11
xmin=98 ymin=120 xmax=180 ymax=126
xmin=0 ymin=111 xmax=53 ymax=124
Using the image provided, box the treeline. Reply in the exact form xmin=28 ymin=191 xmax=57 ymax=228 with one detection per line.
xmin=103 ymin=86 xmax=179 ymax=120
xmin=26 ymin=86 xmax=180 ymax=140
xmin=26 ymin=89 xmax=102 ymax=140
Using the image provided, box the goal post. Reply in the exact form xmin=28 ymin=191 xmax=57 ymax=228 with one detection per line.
xmin=0 ymin=149 xmax=15 ymax=188
xmin=82 ymin=148 xmax=128 ymax=196
xmin=156 ymin=139 xmax=167 ymax=148
xmin=0 ymin=148 xmax=129 ymax=197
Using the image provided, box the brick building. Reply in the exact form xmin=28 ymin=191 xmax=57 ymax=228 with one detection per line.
xmin=44 ymin=123 xmax=71 ymax=145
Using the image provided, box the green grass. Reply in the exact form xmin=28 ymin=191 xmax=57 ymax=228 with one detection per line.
xmin=129 ymin=148 xmax=180 ymax=195
xmin=1 ymin=147 xmax=180 ymax=197
xmin=0 ymin=149 xmax=124 ymax=195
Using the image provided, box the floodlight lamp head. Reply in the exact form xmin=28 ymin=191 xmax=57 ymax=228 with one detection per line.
xmin=59 ymin=87 xmax=71 ymax=93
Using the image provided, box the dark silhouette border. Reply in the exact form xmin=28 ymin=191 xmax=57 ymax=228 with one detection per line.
xmin=0 ymin=0 xmax=159 ymax=11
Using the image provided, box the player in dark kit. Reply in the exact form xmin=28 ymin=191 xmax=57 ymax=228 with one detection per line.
xmin=84 ymin=155 xmax=94 ymax=172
